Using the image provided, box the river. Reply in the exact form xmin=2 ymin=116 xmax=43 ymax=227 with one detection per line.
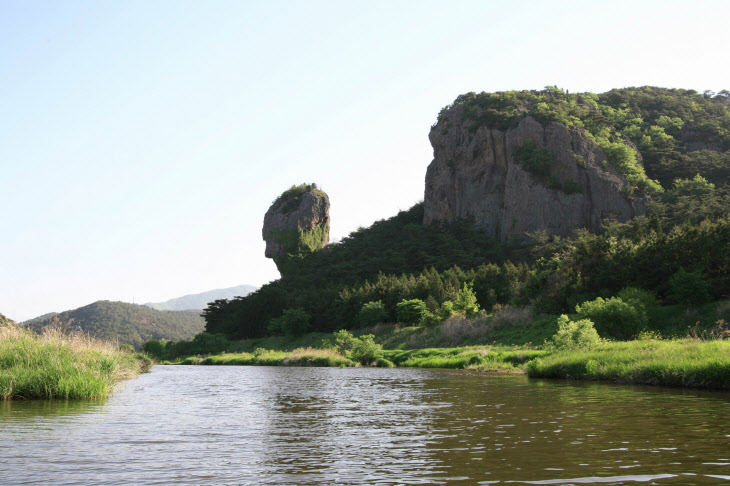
xmin=1 ymin=365 xmax=729 ymax=485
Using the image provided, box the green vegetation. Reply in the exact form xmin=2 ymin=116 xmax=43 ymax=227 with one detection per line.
xmin=148 ymin=297 xmax=730 ymax=389
xmin=1 ymin=324 xmax=151 ymax=400
xmin=516 ymin=140 xmax=552 ymax=176
xmin=438 ymin=86 xmax=730 ymax=195
xmin=546 ymin=315 xmax=601 ymax=351
xmin=525 ymin=339 xmax=730 ymax=389
xmin=271 ymin=183 xmax=323 ymax=213
xmin=267 ymin=308 xmax=311 ymax=337
xmin=167 ymin=86 xmax=730 ymax=390
xmin=0 ymin=313 xmax=17 ymax=328
xmin=24 ymin=301 xmax=206 ymax=349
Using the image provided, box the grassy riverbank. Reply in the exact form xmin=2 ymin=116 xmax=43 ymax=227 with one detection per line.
xmin=0 ymin=325 xmax=152 ymax=400
xmin=525 ymin=339 xmax=730 ymax=388
xmin=176 ymin=339 xmax=730 ymax=389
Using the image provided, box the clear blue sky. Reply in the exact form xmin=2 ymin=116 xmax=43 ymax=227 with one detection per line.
xmin=2 ymin=0 xmax=729 ymax=321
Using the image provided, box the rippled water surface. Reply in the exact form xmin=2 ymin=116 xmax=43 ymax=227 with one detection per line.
xmin=2 ymin=366 xmax=730 ymax=485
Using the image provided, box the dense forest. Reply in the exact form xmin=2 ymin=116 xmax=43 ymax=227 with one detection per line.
xmin=203 ymin=87 xmax=730 ymax=342
xmin=25 ymin=301 xmax=206 ymax=349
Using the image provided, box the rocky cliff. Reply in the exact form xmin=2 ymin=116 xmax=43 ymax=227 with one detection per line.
xmin=263 ymin=184 xmax=330 ymax=273
xmin=424 ymin=109 xmax=648 ymax=241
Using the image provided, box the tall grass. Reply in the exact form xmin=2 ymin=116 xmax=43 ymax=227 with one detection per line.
xmin=525 ymin=339 xmax=730 ymax=389
xmin=0 ymin=325 xmax=150 ymax=400
xmin=181 ymin=347 xmax=353 ymax=367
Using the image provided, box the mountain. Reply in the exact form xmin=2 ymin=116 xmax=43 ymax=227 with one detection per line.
xmin=144 ymin=284 xmax=257 ymax=311
xmin=0 ymin=312 xmax=17 ymax=327
xmin=24 ymin=301 xmax=206 ymax=349
xmin=21 ymin=312 xmax=59 ymax=326
xmin=204 ymin=86 xmax=730 ymax=340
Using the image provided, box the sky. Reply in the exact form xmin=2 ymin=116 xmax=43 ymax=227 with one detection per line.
xmin=2 ymin=0 xmax=729 ymax=321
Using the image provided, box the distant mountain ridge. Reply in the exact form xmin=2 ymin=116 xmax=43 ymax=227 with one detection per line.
xmin=23 ymin=301 xmax=206 ymax=349
xmin=144 ymin=284 xmax=257 ymax=311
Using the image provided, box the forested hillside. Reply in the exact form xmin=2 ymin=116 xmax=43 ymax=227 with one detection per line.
xmin=25 ymin=301 xmax=206 ymax=349
xmin=204 ymin=87 xmax=730 ymax=341
xmin=0 ymin=313 xmax=16 ymax=327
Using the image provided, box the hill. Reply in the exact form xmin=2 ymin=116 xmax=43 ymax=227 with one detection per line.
xmin=0 ymin=313 xmax=17 ymax=327
xmin=25 ymin=301 xmax=206 ymax=349
xmin=21 ymin=312 xmax=59 ymax=326
xmin=203 ymin=86 xmax=730 ymax=341
xmin=144 ymin=284 xmax=257 ymax=311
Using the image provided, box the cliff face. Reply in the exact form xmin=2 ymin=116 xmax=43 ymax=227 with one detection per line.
xmin=424 ymin=109 xmax=648 ymax=241
xmin=262 ymin=185 xmax=330 ymax=273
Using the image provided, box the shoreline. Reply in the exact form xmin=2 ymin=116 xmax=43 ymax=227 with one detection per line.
xmin=165 ymin=338 xmax=730 ymax=391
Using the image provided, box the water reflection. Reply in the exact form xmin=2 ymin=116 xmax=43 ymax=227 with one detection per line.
xmin=1 ymin=366 xmax=729 ymax=485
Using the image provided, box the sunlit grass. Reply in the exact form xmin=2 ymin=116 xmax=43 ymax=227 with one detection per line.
xmin=383 ymin=346 xmax=549 ymax=371
xmin=525 ymin=339 xmax=730 ymax=389
xmin=181 ymin=347 xmax=353 ymax=367
xmin=0 ymin=325 xmax=150 ymax=400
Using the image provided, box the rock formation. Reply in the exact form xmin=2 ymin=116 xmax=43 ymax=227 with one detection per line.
xmin=262 ymin=184 xmax=330 ymax=273
xmin=424 ymin=108 xmax=648 ymax=241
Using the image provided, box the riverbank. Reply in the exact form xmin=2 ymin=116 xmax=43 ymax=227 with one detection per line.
xmin=0 ymin=325 xmax=152 ymax=400
xmin=525 ymin=339 xmax=730 ymax=388
xmin=174 ymin=338 xmax=730 ymax=390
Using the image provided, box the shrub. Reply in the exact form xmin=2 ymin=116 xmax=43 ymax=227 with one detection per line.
xmin=438 ymin=300 xmax=456 ymax=320
xmin=617 ymin=287 xmax=658 ymax=309
xmin=453 ymin=282 xmax=480 ymax=317
xmin=142 ymin=339 xmax=164 ymax=358
xmin=670 ymin=268 xmax=712 ymax=306
xmin=268 ymin=308 xmax=311 ymax=337
xmin=575 ymin=296 xmax=647 ymax=340
xmin=516 ymin=141 xmax=552 ymax=176
xmin=332 ymin=329 xmax=357 ymax=352
xmin=397 ymin=299 xmax=429 ymax=325
xmin=548 ymin=315 xmax=601 ymax=350
xmin=349 ymin=334 xmax=383 ymax=364
xmin=359 ymin=301 xmax=388 ymax=327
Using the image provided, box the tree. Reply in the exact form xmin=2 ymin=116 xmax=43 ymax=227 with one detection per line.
xmin=396 ymin=299 xmax=429 ymax=325
xmin=359 ymin=301 xmax=388 ymax=327
xmin=268 ymin=308 xmax=312 ymax=336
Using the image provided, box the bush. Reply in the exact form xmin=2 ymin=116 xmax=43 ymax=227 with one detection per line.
xmin=670 ymin=268 xmax=712 ymax=306
xmin=349 ymin=334 xmax=383 ymax=365
xmin=359 ymin=301 xmax=388 ymax=327
xmin=397 ymin=299 xmax=429 ymax=325
xmin=548 ymin=315 xmax=601 ymax=350
xmin=453 ymin=282 xmax=480 ymax=317
xmin=575 ymin=296 xmax=647 ymax=340
xmin=268 ymin=308 xmax=311 ymax=337
xmin=331 ymin=329 xmax=357 ymax=351
xmin=438 ymin=301 xmax=456 ymax=320
xmin=142 ymin=339 xmax=164 ymax=358
xmin=516 ymin=141 xmax=552 ymax=176
xmin=617 ymin=287 xmax=658 ymax=309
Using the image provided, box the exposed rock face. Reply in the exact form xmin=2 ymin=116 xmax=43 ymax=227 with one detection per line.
xmin=424 ymin=110 xmax=648 ymax=241
xmin=262 ymin=186 xmax=330 ymax=273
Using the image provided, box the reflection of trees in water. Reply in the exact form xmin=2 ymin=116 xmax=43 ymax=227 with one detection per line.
xmin=1 ymin=398 xmax=106 ymax=420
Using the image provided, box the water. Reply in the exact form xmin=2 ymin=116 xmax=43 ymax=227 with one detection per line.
xmin=1 ymin=366 xmax=729 ymax=485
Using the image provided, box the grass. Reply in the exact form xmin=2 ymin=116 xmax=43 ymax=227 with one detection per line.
xmin=382 ymin=346 xmax=549 ymax=371
xmin=525 ymin=338 xmax=730 ymax=389
xmin=172 ymin=301 xmax=730 ymax=389
xmin=0 ymin=325 xmax=152 ymax=400
xmin=181 ymin=347 xmax=353 ymax=367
